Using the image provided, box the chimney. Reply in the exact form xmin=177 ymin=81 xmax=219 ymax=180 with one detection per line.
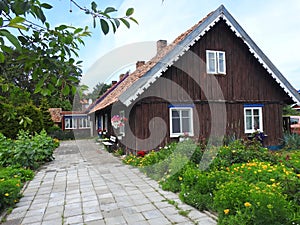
xmin=136 ymin=61 xmax=145 ymax=69
xmin=157 ymin=40 xmax=167 ymax=54
xmin=119 ymin=74 xmax=125 ymax=81
xmin=111 ymin=80 xmax=117 ymax=86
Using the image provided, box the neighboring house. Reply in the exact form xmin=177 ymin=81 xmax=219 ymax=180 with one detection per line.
xmin=49 ymin=108 xmax=91 ymax=136
xmin=88 ymin=5 xmax=300 ymax=152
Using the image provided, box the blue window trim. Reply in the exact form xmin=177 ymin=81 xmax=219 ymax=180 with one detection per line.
xmin=244 ymin=104 xmax=264 ymax=108
xmin=168 ymin=104 xmax=195 ymax=108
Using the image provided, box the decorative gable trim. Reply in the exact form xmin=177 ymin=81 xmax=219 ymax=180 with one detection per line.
xmin=119 ymin=5 xmax=300 ymax=107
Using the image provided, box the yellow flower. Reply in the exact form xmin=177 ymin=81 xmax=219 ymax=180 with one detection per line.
xmin=244 ymin=202 xmax=251 ymax=207
xmin=14 ymin=175 xmax=18 ymax=178
xmin=16 ymin=183 xmax=20 ymax=187
xmin=297 ymin=174 xmax=300 ymax=178
xmin=270 ymin=178 xmax=275 ymax=182
xmin=178 ymin=176 xmax=183 ymax=181
xmin=224 ymin=209 xmax=230 ymax=215
xmin=4 ymin=193 xmax=9 ymax=197
xmin=0 ymin=178 xmax=4 ymax=182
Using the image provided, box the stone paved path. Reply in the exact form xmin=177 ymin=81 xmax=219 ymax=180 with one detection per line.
xmin=1 ymin=139 xmax=217 ymax=225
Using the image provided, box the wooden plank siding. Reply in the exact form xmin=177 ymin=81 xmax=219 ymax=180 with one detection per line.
xmin=119 ymin=19 xmax=288 ymax=150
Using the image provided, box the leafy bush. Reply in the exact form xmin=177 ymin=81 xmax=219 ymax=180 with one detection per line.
xmin=0 ymin=102 xmax=44 ymax=139
xmin=122 ymin=138 xmax=300 ymax=224
xmin=0 ymin=167 xmax=34 ymax=212
xmin=0 ymin=179 xmax=22 ymax=212
xmin=48 ymin=128 xmax=75 ymax=140
xmin=0 ymin=130 xmax=58 ymax=169
xmin=214 ymin=180 xmax=295 ymax=225
xmin=283 ymin=133 xmax=300 ymax=150
xmin=179 ymin=168 xmax=233 ymax=211
xmin=209 ymin=139 xmax=278 ymax=170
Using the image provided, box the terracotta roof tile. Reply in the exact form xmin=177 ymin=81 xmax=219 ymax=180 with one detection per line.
xmin=89 ymin=11 xmax=214 ymax=113
xmin=49 ymin=108 xmax=62 ymax=123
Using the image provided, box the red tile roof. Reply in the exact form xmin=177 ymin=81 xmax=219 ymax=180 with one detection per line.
xmin=89 ymin=12 xmax=213 ymax=113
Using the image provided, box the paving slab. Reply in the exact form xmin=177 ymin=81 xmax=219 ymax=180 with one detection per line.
xmin=1 ymin=139 xmax=217 ymax=225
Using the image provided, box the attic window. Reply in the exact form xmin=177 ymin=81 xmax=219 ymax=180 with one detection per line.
xmin=206 ymin=50 xmax=226 ymax=74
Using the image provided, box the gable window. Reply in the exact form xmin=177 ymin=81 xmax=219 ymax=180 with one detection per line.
xmin=206 ymin=50 xmax=226 ymax=74
xmin=169 ymin=107 xmax=193 ymax=137
xmin=244 ymin=105 xmax=263 ymax=133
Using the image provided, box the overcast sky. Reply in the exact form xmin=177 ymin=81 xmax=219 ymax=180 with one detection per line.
xmin=48 ymin=0 xmax=300 ymax=91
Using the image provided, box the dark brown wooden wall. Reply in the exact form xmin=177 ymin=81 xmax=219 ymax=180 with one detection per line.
xmin=121 ymin=19 xmax=291 ymax=150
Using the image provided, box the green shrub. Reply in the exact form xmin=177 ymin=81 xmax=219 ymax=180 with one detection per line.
xmin=0 ymin=130 xmax=57 ymax=169
xmin=209 ymin=140 xmax=278 ymax=170
xmin=0 ymin=179 xmax=21 ymax=212
xmin=0 ymin=167 xmax=34 ymax=182
xmin=214 ymin=180 xmax=295 ymax=225
xmin=0 ymin=167 xmax=34 ymax=213
xmin=179 ymin=167 xmax=233 ymax=211
xmin=283 ymin=133 xmax=300 ymax=150
xmin=0 ymin=103 xmax=44 ymax=139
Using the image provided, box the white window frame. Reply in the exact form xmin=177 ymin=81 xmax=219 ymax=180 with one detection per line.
xmin=244 ymin=107 xmax=263 ymax=133
xmin=64 ymin=117 xmax=77 ymax=129
xmin=79 ymin=117 xmax=90 ymax=129
xmin=206 ymin=50 xmax=226 ymax=74
xmin=169 ymin=107 xmax=194 ymax=137
xmin=119 ymin=110 xmax=125 ymax=136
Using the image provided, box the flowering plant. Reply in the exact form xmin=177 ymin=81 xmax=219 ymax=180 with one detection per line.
xmin=111 ymin=115 xmax=127 ymax=129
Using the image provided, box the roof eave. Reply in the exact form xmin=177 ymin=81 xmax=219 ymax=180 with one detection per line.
xmin=118 ymin=5 xmax=300 ymax=106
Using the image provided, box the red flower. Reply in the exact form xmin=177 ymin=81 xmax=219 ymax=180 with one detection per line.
xmin=137 ymin=151 xmax=146 ymax=157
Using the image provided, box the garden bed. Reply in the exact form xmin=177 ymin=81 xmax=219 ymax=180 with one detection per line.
xmin=123 ymin=138 xmax=300 ymax=225
xmin=0 ymin=130 xmax=59 ymax=216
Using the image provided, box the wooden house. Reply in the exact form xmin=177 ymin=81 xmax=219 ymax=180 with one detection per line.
xmin=88 ymin=5 xmax=300 ymax=152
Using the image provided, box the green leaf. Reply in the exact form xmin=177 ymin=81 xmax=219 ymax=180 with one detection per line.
xmin=56 ymin=79 xmax=62 ymax=86
xmin=56 ymin=25 xmax=68 ymax=31
xmin=114 ymin=19 xmax=120 ymax=28
xmin=100 ymin=19 xmax=109 ymax=35
xmin=110 ymin=21 xmax=117 ymax=33
xmin=1 ymin=45 xmax=13 ymax=53
xmin=0 ymin=52 xmax=4 ymax=63
xmin=91 ymin=1 xmax=97 ymax=12
xmin=93 ymin=17 xmax=96 ymax=28
xmin=74 ymin=28 xmax=83 ymax=34
xmin=104 ymin=7 xmax=117 ymax=14
xmin=9 ymin=16 xmax=25 ymax=24
xmin=120 ymin=18 xmax=130 ymax=29
xmin=62 ymin=85 xmax=70 ymax=95
xmin=7 ymin=16 xmax=27 ymax=30
xmin=1 ymin=83 xmax=9 ymax=92
xmin=126 ymin=8 xmax=134 ymax=17
xmin=33 ymin=6 xmax=46 ymax=23
xmin=129 ymin=17 xmax=139 ymax=25
xmin=0 ymin=30 xmax=21 ymax=51
xmin=41 ymin=3 xmax=52 ymax=9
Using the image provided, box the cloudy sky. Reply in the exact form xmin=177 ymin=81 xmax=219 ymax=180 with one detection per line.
xmin=48 ymin=0 xmax=300 ymax=91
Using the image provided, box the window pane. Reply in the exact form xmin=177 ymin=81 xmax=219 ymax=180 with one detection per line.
xmin=208 ymin=52 xmax=216 ymax=73
xmin=182 ymin=110 xmax=190 ymax=118
xmin=172 ymin=110 xmax=180 ymax=118
xmin=218 ymin=52 xmax=225 ymax=73
xmin=182 ymin=118 xmax=190 ymax=133
xmin=254 ymin=116 xmax=260 ymax=129
xmin=245 ymin=109 xmax=252 ymax=116
xmin=246 ymin=117 xmax=252 ymax=130
xmin=172 ymin=118 xmax=180 ymax=133
xmin=65 ymin=119 xmax=70 ymax=129
xmin=253 ymin=109 xmax=259 ymax=115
